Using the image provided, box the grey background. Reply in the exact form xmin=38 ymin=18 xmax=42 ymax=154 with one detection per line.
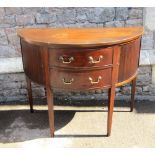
xmin=0 ymin=7 xmax=153 ymax=104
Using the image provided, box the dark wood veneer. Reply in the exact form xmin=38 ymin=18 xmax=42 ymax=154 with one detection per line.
xmin=49 ymin=47 xmax=113 ymax=68
xmin=21 ymin=38 xmax=141 ymax=87
xmin=21 ymin=40 xmax=44 ymax=85
xmin=18 ymin=27 xmax=144 ymax=137
xmin=118 ymin=38 xmax=141 ymax=83
xmin=50 ymin=67 xmax=112 ymax=91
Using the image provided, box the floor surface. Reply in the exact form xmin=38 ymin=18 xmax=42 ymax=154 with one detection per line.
xmin=0 ymin=101 xmax=155 ymax=148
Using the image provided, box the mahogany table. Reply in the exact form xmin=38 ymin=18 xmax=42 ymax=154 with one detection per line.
xmin=17 ymin=27 xmax=144 ymax=137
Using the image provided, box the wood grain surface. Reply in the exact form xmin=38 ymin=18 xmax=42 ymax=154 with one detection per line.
xmin=17 ymin=27 xmax=144 ymax=48
xmin=19 ymin=27 xmax=144 ymax=137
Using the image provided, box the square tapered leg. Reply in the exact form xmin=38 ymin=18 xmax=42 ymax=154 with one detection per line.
xmin=25 ymin=75 xmax=34 ymax=113
xmin=46 ymin=86 xmax=55 ymax=137
xmin=130 ymin=77 xmax=137 ymax=112
xmin=107 ymin=87 xmax=116 ymax=136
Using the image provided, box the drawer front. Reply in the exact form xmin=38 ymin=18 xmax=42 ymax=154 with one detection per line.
xmin=50 ymin=68 xmax=112 ymax=91
xmin=49 ymin=47 xmax=113 ymax=68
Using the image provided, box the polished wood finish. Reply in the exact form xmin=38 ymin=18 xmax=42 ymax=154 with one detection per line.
xmin=107 ymin=46 xmax=120 ymax=136
xmin=17 ymin=27 xmax=143 ymax=47
xmin=18 ymin=27 xmax=144 ymax=137
xmin=20 ymin=37 xmax=142 ymax=87
xmin=49 ymin=47 xmax=113 ymax=68
xmin=116 ymin=72 xmax=137 ymax=87
xmin=50 ymin=68 xmax=112 ymax=91
xmin=118 ymin=38 xmax=141 ymax=83
xmin=21 ymin=40 xmax=44 ymax=85
xmin=41 ymin=47 xmax=55 ymax=137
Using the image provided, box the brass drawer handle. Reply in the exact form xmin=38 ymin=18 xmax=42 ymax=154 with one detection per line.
xmin=89 ymin=76 xmax=102 ymax=84
xmin=62 ymin=78 xmax=74 ymax=85
xmin=59 ymin=56 xmax=74 ymax=64
xmin=88 ymin=55 xmax=103 ymax=64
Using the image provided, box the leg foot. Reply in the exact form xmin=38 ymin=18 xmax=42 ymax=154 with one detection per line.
xmin=130 ymin=77 xmax=136 ymax=112
xmin=26 ymin=76 xmax=34 ymax=113
xmin=107 ymin=87 xmax=116 ymax=136
xmin=46 ymin=86 xmax=55 ymax=137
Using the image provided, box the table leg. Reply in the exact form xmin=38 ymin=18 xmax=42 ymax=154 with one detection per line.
xmin=46 ymin=86 xmax=55 ymax=137
xmin=130 ymin=77 xmax=137 ymax=112
xmin=25 ymin=75 xmax=34 ymax=113
xmin=41 ymin=47 xmax=55 ymax=137
xmin=44 ymin=87 xmax=47 ymax=96
xmin=107 ymin=87 xmax=116 ymax=136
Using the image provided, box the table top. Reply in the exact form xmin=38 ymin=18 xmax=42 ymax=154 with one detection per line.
xmin=17 ymin=27 xmax=144 ymax=48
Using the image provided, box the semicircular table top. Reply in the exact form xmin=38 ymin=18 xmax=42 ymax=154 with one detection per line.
xmin=17 ymin=27 xmax=144 ymax=48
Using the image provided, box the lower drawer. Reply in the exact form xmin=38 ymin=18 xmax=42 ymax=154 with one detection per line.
xmin=50 ymin=68 xmax=112 ymax=91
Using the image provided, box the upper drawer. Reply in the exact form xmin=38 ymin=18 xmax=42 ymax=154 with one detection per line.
xmin=49 ymin=47 xmax=113 ymax=68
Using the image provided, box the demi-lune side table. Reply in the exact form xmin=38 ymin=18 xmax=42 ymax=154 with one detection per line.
xmin=17 ymin=27 xmax=144 ymax=137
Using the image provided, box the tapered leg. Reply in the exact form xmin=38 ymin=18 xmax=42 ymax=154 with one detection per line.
xmin=130 ymin=77 xmax=137 ymax=112
xmin=46 ymin=86 xmax=55 ymax=137
xmin=44 ymin=87 xmax=47 ymax=96
xmin=107 ymin=87 xmax=116 ymax=136
xmin=25 ymin=75 xmax=34 ymax=113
